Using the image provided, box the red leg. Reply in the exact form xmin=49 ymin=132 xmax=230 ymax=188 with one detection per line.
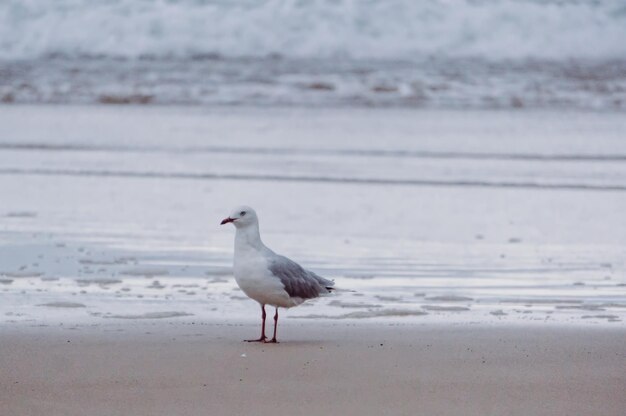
xmin=267 ymin=307 xmax=279 ymax=343
xmin=245 ymin=304 xmax=267 ymax=342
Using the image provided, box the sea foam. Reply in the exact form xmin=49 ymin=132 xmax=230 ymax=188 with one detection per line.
xmin=1 ymin=0 xmax=625 ymax=61
xmin=1 ymin=1 xmax=625 ymax=108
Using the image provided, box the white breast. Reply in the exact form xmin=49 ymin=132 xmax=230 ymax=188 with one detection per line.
xmin=233 ymin=247 xmax=294 ymax=307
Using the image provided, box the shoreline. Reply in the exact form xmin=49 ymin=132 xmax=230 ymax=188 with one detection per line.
xmin=1 ymin=104 xmax=625 ymax=414
xmin=1 ymin=105 xmax=625 ymax=328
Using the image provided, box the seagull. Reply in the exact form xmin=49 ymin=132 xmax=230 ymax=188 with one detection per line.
xmin=221 ymin=206 xmax=335 ymax=343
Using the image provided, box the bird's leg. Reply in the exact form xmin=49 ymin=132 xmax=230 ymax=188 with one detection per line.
xmin=245 ymin=304 xmax=267 ymax=342
xmin=266 ymin=307 xmax=279 ymax=343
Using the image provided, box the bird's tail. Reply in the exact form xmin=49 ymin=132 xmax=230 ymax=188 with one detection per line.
xmin=316 ymin=277 xmax=356 ymax=294
xmin=312 ymin=275 xmax=336 ymax=295
xmin=329 ymin=287 xmax=357 ymax=293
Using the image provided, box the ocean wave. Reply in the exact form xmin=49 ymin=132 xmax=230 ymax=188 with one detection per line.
xmin=1 ymin=55 xmax=624 ymax=109
xmin=1 ymin=0 xmax=625 ymax=61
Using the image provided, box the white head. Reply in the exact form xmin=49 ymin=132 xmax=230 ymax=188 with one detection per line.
xmin=220 ymin=205 xmax=258 ymax=229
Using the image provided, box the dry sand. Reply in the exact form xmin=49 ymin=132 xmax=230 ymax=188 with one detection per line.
xmin=2 ymin=322 xmax=624 ymax=416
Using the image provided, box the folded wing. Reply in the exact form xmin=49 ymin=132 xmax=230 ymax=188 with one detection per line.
xmin=268 ymin=255 xmax=335 ymax=300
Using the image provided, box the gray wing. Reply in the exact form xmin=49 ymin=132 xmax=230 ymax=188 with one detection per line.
xmin=268 ymin=255 xmax=334 ymax=300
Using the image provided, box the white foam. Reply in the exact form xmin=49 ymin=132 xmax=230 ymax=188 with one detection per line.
xmin=0 ymin=0 xmax=624 ymax=61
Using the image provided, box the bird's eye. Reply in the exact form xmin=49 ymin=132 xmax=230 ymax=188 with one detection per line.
xmin=240 ymin=211 xmax=246 ymax=216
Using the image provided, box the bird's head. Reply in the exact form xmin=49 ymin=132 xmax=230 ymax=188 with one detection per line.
xmin=220 ymin=205 xmax=258 ymax=229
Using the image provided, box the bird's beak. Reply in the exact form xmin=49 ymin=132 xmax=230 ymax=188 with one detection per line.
xmin=220 ymin=217 xmax=235 ymax=225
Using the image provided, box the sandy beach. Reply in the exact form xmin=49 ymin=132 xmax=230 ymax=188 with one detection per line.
xmin=1 ymin=105 xmax=625 ymax=415
xmin=2 ymin=1 xmax=626 ymax=414
xmin=2 ymin=322 xmax=625 ymax=416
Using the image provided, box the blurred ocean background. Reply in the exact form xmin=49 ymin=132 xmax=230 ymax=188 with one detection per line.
xmin=1 ymin=1 xmax=625 ymax=325
xmin=1 ymin=0 xmax=626 ymax=109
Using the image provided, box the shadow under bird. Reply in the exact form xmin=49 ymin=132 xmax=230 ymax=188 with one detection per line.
xmin=221 ymin=206 xmax=335 ymax=343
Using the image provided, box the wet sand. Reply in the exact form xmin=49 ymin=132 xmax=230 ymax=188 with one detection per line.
xmin=2 ymin=322 xmax=625 ymax=416
xmin=1 ymin=106 xmax=625 ymax=327
xmin=1 ymin=106 xmax=625 ymax=415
